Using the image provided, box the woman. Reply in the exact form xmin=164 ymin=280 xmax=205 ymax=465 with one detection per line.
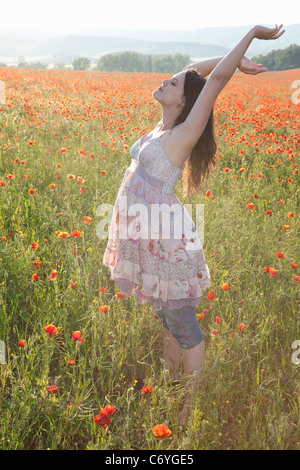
xmin=102 ymin=24 xmax=285 ymax=426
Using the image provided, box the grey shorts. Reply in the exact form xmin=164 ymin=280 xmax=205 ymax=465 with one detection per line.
xmin=156 ymin=304 xmax=204 ymax=350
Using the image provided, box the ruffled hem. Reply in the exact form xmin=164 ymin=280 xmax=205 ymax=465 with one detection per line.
xmin=103 ymin=252 xmax=212 ymax=311
xmin=109 ymin=275 xmax=211 ymax=311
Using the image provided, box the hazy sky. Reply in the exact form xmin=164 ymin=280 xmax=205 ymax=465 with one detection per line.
xmin=2 ymin=0 xmax=298 ymax=33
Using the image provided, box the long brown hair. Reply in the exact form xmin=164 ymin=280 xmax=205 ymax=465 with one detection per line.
xmin=174 ymin=69 xmax=217 ymax=197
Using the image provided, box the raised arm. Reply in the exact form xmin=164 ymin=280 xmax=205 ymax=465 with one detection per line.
xmin=172 ymin=24 xmax=285 ymax=160
xmin=183 ymin=57 xmax=224 ymax=78
xmin=184 ymin=55 xmax=268 ymax=77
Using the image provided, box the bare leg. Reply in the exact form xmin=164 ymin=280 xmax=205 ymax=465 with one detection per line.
xmin=178 ymin=339 xmax=205 ymax=426
xmin=161 ymin=327 xmax=182 ymax=384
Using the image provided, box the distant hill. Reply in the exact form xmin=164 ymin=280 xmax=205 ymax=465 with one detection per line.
xmin=0 ymin=34 xmax=229 ymax=65
xmin=0 ymin=24 xmax=299 ymax=65
xmin=60 ymin=23 xmax=300 ymax=56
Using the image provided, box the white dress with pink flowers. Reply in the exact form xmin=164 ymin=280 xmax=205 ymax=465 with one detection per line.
xmin=102 ymin=134 xmax=212 ymax=311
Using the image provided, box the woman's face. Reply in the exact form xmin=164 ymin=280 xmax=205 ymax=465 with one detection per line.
xmin=152 ymin=71 xmax=186 ymax=109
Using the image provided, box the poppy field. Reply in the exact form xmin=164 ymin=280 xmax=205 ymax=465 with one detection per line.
xmin=0 ymin=66 xmax=299 ymax=450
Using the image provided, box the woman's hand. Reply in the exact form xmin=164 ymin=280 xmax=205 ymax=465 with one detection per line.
xmin=253 ymin=24 xmax=285 ymax=40
xmin=238 ymin=56 xmax=267 ymax=75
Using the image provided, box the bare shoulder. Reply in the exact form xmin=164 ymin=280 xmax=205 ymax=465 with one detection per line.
xmin=159 ymin=124 xmax=192 ymax=168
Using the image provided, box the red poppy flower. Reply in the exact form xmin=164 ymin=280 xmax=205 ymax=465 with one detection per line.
xmin=264 ymin=266 xmax=278 ymax=277
xmin=94 ymin=411 xmax=111 ymax=428
xmin=72 ymin=230 xmax=82 ymax=238
xmin=101 ymin=404 xmax=116 ymax=415
xmin=207 ymin=291 xmax=215 ymax=301
xmin=99 ymin=305 xmax=110 ymax=313
xmin=47 ymin=385 xmax=58 ymax=393
xmin=211 ymin=329 xmax=219 ymax=337
xmin=72 ymin=331 xmax=82 ymax=340
xmin=152 ymin=424 xmax=172 ymax=438
xmin=45 ymin=324 xmax=59 ymax=338
xmin=141 ymin=385 xmax=155 ymax=394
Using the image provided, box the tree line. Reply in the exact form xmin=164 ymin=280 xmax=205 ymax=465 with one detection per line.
xmin=251 ymin=44 xmax=300 ymax=71
xmin=94 ymin=52 xmax=190 ymax=73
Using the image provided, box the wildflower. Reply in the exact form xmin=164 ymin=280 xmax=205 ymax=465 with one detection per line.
xmin=83 ymin=216 xmax=92 ymax=224
xmin=264 ymin=266 xmax=278 ymax=277
xmin=68 ymin=281 xmax=78 ymax=289
xmin=45 ymin=324 xmax=59 ymax=338
xmin=72 ymin=230 xmax=82 ymax=238
xmin=94 ymin=406 xmax=115 ymax=428
xmin=221 ymin=283 xmax=229 ymax=291
xmin=32 ymin=259 xmax=42 ymax=269
xmin=49 ymin=269 xmax=58 ymax=281
xmin=238 ymin=323 xmax=247 ymax=331
xmin=19 ymin=340 xmax=26 ymax=347
xmin=152 ymin=424 xmax=172 ymax=438
xmin=205 ymin=190 xmax=212 ymax=200
xmin=276 ymin=252 xmax=285 ymax=259
xmin=211 ymin=329 xmax=219 ymax=337
xmin=68 ymin=359 xmax=75 ymax=365
xmin=99 ymin=305 xmax=110 ymax=313
xmin=117 ymin=292 xmax=125 ymax=297
xmin=207 ymin=291 xmax=215 ymax=301
xmin=101 ymin=405 xmax=116 ymax=415
xmin=32 ymin=273 xmax=39 ymax=281
xmin=141 ymin=385 xmax=155 ymax=395
xmin=47 ymin=385 xmax=58 ymax=394
xmin=215 ymin=316 xmax=223 ymax=325
xmin=72 ymin=331 xmax=85 ymax=342
xmin=199 ymin=313 xmax=205 ymax=320
xmin=57 ymin=231 xmax=70 ymax=238
xmin=31 ymin=242 xmax=39 ymax=249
